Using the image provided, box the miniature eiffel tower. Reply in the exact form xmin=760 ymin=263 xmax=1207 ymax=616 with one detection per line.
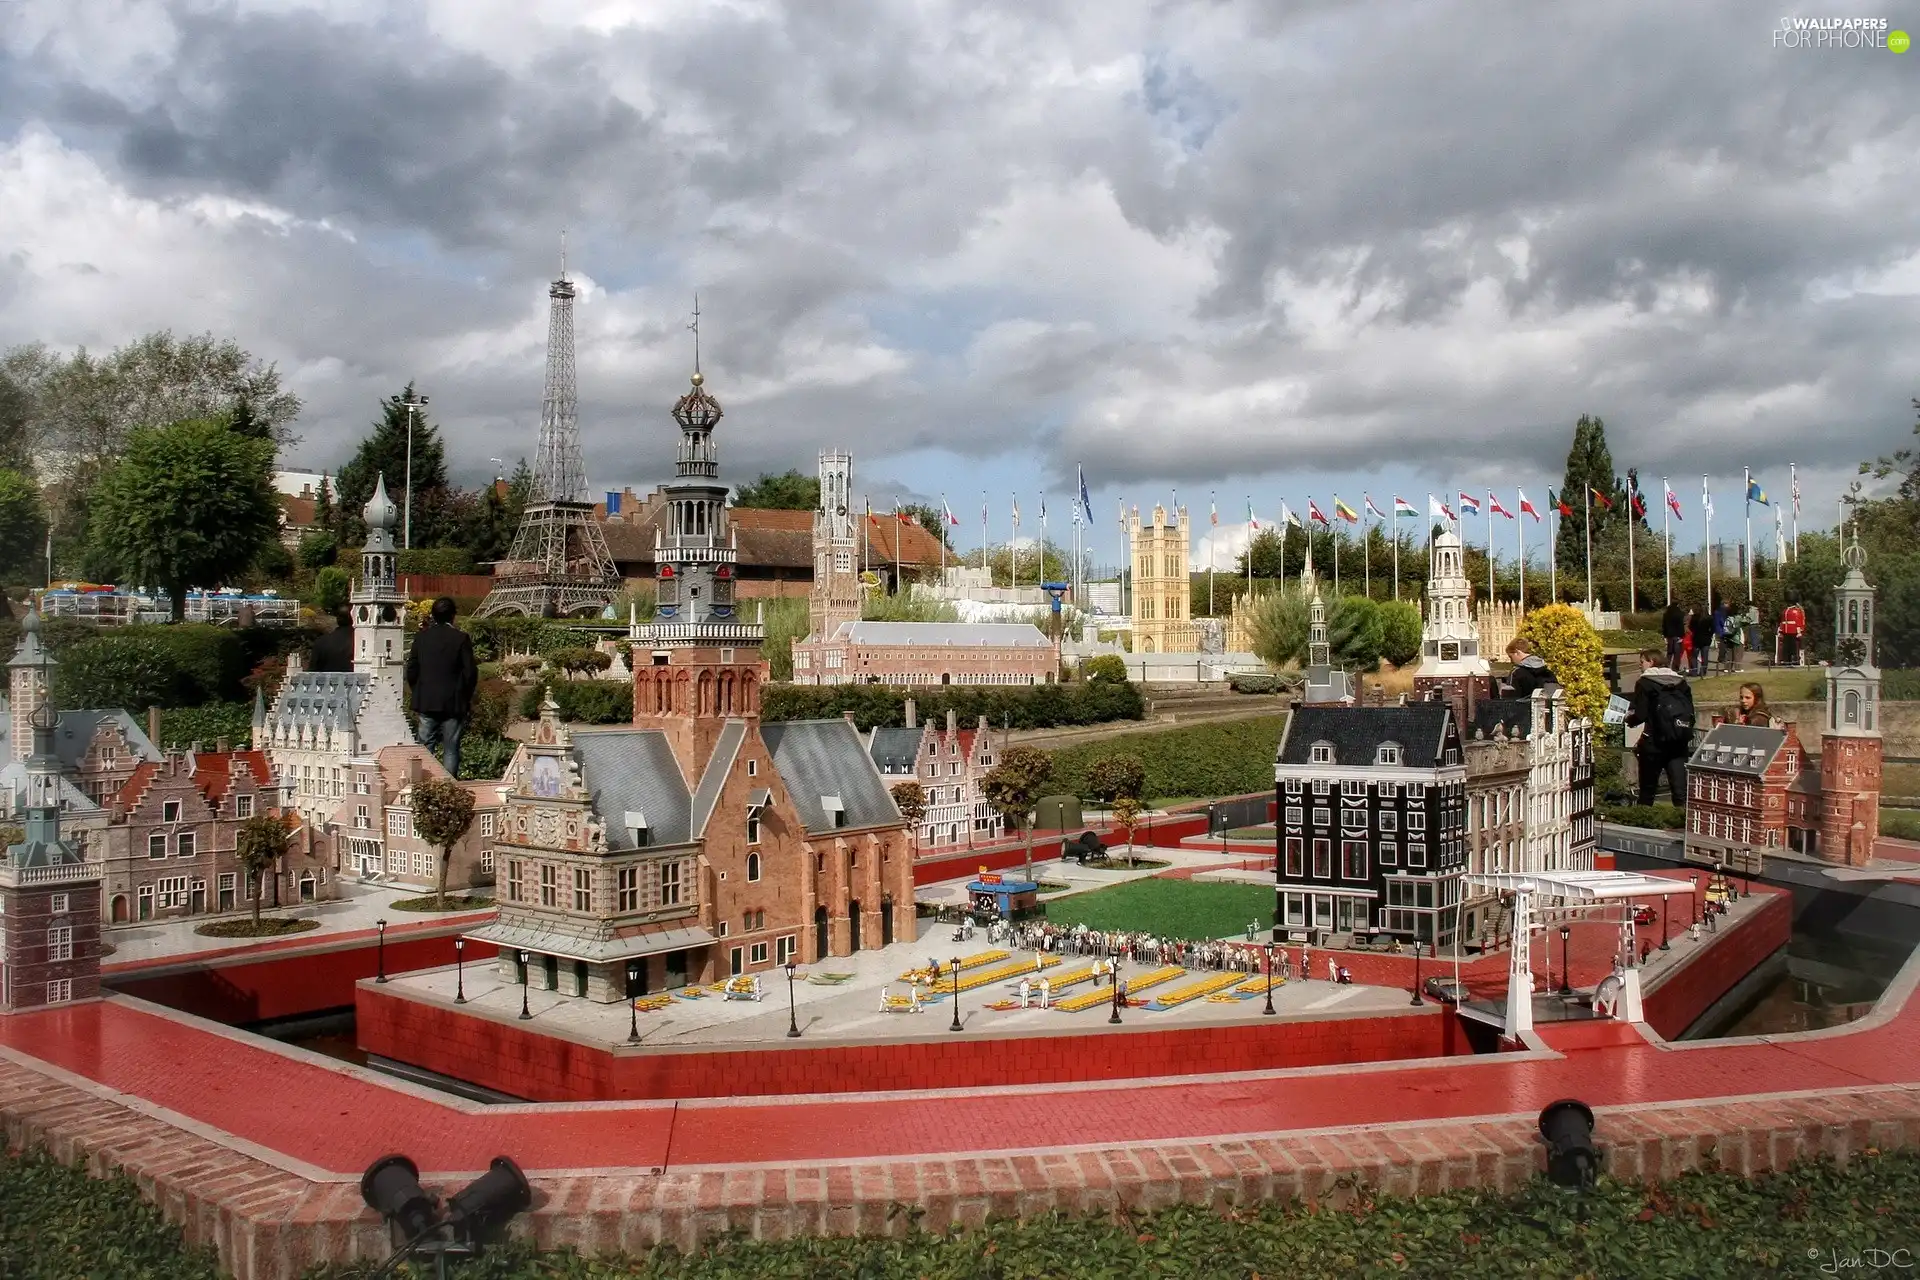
xmin=476 ymin=242 xmax=620 ymax=618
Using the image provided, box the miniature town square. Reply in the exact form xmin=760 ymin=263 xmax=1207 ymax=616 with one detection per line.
xmin=4 ymin=10 xmax=1920 ymax=1275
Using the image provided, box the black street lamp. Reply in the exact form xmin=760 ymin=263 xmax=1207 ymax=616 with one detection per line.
xmin=1410 ymin=938 xmax=1425 ymax=1006
xmin=453 ymin=937 xmax=466 ymax=1004
xmin=1109 ymin=949 xmax=1123 ymax=1024
xmin=949 ymin=956 xmax=963 ymax=1032
xmin=1262 ymin=943 xmax=1277 ymax=1016
xmin=1558 ymin=925 xmax=1572 ymax=995
xmin=784 ymin=961 xmax=801 ymax=1038
xmin=375 ymin=918 xmax=389 ymax=983
xmin=627 ymin=963 xmax=642 ymax=1044
xmin=1660 ymin=894 xmax=1671 ymax=951
xmin=517 ymin=950 xmax=532 ymax=1020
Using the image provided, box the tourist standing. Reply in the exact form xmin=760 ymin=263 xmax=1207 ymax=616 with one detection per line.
xmin=404 ymin=596 xmax=477 ymax=775
xmin=309 ymin=607 xmax=354 ymax=673
xmin=1688 ymin=604 xmax=1715 ymax=679
xmin=1661 ymin=602 xmax=1687 ymax=669
xmin=1628 ymin=647 xmax=1694 ymax=806
xmin=1503 ymin=636 xmax=1557 ymax=699
xmin=1710 ymin=600 xmax=1733 ymax=673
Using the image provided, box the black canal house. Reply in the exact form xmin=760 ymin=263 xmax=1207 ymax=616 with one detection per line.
xmin=1274 ymin=704 xmax=1469 ymax=948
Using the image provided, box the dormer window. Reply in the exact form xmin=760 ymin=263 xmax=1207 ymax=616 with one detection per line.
xmin=822 ymin=794 xmax=846 ymax=828
xmin=624 ymin=810 xmax=650 ymax=848
xmin=1376 ymin=743 xmax=1402 ymax=766
xmin=1309 ymin=742 xmax=1334 ymax=765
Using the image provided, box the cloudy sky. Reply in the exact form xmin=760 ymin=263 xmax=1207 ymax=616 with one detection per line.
xmin=3 ymin=1 xmax=1917 ymax=571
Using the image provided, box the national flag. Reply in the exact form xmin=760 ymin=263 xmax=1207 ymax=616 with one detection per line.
xmin=1665 ymin=483 xmax=1683 ymax=520
xmin=1078 ymin=466 xmax=1093 ymax=523
xmin=1590 ymin=487 xmax=1613 ymax=511
xmin=1458 ymin=492 xmax=1481 ymax=517
xmin=1550 ymin=488 xmax=1573 ymax=517
xmin=1430 ymin=494 xmax=1456 ymax=523
xmin=1703 ymin=482 xmax=1714 ymax=522
xmin=1746 ymin=478 xmax=1769 ymax=506
xmin=1333 ymin=497 xmax=1359 ymax=523
xmin=1365 ymin=495 xmax=1387 ymax=519
xmin=1040 ymin=491 xmax=1047 ymax=522
xmin=1246 ymin=498 xmax=1259 ymax=531
xmin=1308 ymin=500 xmax=1331 ymax=527
xmin=1518 ymin=490 xmax=1541 ymax=521
xmin=1489 ymin=492 xmax=1514 ymax=519
xmin=1209 ymin=493 xmax=1218 ymax=526
xmin=1791 ymin=468 xmax=1801 ymax=516
xmin=897 ymin=510 xmax=919 ymax=526
xmin=1011 ymin=495 xmax=1020 ymax=527
xmin=942 ymin=498 xmax=960 ymax=527
xmin=983 ymin=493 xmax=990 ymax=526
xmin=1393 ymin=496 xmax=1418 ymax=517
xmin=1280 ymin=502 xmax=1302 ymax=530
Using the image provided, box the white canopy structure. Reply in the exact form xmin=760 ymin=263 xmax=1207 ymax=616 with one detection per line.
xmin=1464 ymin=870 xmax=1681 ymax=1036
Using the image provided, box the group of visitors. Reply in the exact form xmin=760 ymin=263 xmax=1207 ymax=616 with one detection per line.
xmin=309 ymin=595 xmax=478 ymax=774
xmin=1659 ymin=598 xmax=1807 ymax=676
xmin=1008 ymin=921 xmax=1272 ymax=975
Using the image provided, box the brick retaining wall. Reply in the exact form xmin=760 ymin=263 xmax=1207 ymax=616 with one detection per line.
xmin=5 ymin=1052 xmax=1919 ymax=1280
xmin=1641 ymin=891 xmax=1793 ymax=1040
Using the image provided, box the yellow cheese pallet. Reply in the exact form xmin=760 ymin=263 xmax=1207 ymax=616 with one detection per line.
xmin=1150 ymin=971 xmax=1250 ymax=1009
xmin=900 ymin=949 xmax=1010 ymax=984
xmin=949 ymin=954 xmax=1062 ymax=996
xmin=1053 ymin=965 xmax=1185 ymax=1013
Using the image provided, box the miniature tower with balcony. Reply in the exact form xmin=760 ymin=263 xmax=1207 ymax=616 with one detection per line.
xmin=1819 ymin=531 xmax=1882 ymax=867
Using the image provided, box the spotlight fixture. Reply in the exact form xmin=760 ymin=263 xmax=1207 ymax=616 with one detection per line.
xmin=359 ymin=1152 xmax=534 ymax=1275
xmin=1538 ymin=1098 xmax=1601 ymax=1191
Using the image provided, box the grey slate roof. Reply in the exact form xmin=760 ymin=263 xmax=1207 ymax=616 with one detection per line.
xmin=272 ymin=672 xmax=371 ymax=731
xmin=0 ymin=701 xmax=162 ymax=768
xmin=0 ymin=761 xmax=99 ymax=817
xmin=829 ymin=621 xmax=1051 ymax=648
xmin=761 ymin=719 xmax=903 ymax=834
xmin=1689 ymin=724 xmax=1787 ymax=776
xmin=868 ymin=726 xmax=924 ymax=775
xmin=690 ymin=720 xmax=747 ymax=839
xmin=1277 ymin=705 xmax=1453 ymax=768
xmin=570 ymin=730 xmax=692 ymax=849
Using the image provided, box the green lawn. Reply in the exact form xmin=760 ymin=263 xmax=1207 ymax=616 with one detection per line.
xmin=1688 ymin=669 xmax=1824 ymax=705
xmin=1224 ymin=825 xmax=1276 ymax=841
xmin=10 ymin=1139 xmax=1920 ymax=1279
xmin=1041 ymin=877 xmax=1272 ymax=939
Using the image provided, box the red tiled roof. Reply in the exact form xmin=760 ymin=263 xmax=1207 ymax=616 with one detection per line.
xmin=280 ymin=494 xmax=318 ymax=528
xmin=113 ymin=761 xmax=158 ymax=811
xmin=194 ymin=750 xmax=275 ymax=805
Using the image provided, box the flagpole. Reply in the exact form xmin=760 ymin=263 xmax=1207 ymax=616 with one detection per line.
xmin=1010 ymin=494 xmax=1019 ymax=593
xmin=1392 ymin=506 xmax=1400 ymax=601
xmin=1662 ymin=478 xmax=1672 ymax=606
xmin=1279 ymin=517 xmax=1289 ymax=597
xmin=1626 ymin=474 xmax=1637 ymax=612
xmin=939 ymin=493 xmax=947 ymax=581
xmin=981 ymin=491 xmax=988 ymax=584
xmin=1743 ymin=466 xmax=1753 ymax=605
xmin=1583 ymin=484 xmax=1593 ymax=607
xmin=1246 ymin=498 xmax=1254 ymax=598
xmin=1487 ymin=492 xmax=1495 ymax=606
xmin=895 ymin=496 xmax=902 ymax=589
xmin=1207 ymin=490 xmax=1215 ymax=617
xmin=1363 ymin=506 xmax=1371 ymax=599
xmin=1702 ymin=475 xmax=1712 ymax=612
xmin=1548 ymin=496 xmax=1557 ymax=604
xmin=1517 ymin=493 xmax=1526 ymax=610
xmin=1791 ymin=462 xmax=1800 ymax=561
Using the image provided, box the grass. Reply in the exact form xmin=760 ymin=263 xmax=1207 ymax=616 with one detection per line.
xmin=192 ymin=917 xmax=321 ymax=939
xmin=387 ymin=894 xmax=495 ymax=912
xmin=11 ymin=1137 xmax=1920 ymax=1279
xmin=1041 ymin=877 xmax=1272 ymax=939
xmin=1883 ymin=809 xmax=1920 ymax=841
xmin=1687 ymin=669 xmax=1824 ymax=704
xmin=1224 ymin=825 xmax=1276 ymax=840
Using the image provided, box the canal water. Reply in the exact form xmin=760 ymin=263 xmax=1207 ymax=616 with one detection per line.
xmin=1705 ymin=928 xmax=1910 ymax=1038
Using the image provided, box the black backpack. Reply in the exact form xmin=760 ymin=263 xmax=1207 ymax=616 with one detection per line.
xmin=1649 ymin=679 xmax=1696 ymax=748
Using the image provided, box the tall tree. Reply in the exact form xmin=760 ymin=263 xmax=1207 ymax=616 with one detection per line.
xmin=0 ymin=471 xmax=48 ymax=585
xmin=332 ymin=384 xmax=450 ymax=546
xmin=732 ymin=468 xmax=820 ymax=510
xmin=1556 ymin=414 xmax=1624 ymax=574
xmin=981 ymin=745 xmax=1054 ymax=882
xmin=88 ymin=419 xmax=280 ymax=621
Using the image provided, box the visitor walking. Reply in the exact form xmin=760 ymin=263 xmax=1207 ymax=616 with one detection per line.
xmin=1688 ymin=604 xmax=1715 ymax=678
xmin=1628 ymin=647 xmax=1695 ymax=807
xmin=1661 ymin=602 xmax=1687 ymax=670
xmin=1711 ymin=600 xmax=1734 ymax=673
xmin=404 ymin=596 xmax=478 ymax=775
xmin=309 ymin=607 xmax=354 ymax=673
xmin=1779 ymin=599 xmax=1807 ymax=667
xmin=1503 ymin=636 xmax=1557 ymax=699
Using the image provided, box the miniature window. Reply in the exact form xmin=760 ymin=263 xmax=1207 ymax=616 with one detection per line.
xmin=617 ymin=867 xmax=638 ymax=911
xmin=573 ymin=868 xmax=591 ymax=912
xmin=176 ymin=832 xmax=195 ymax=858
xmin=747 ymin=852 xmax=761 ymax=881
xmin=236 ymin=795 xmax=254 ymax=819
xmin=1376 ymin=744 xmax=1401 ymax=766
xmin=162 ymin=800 xmax=181 ymax=823
xmin=479 ymin=813 xmax=495 ymax=837
xmin=1309 ymin=742 xmax=1334 ymax=764
xmin=148 ymin=833 xmax=166 ymax=859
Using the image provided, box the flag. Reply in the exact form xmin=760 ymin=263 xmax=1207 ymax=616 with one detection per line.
xmin=1458 ymin=492 xmax=1481 ymax=517
xmin=1333 ymin=497 xmax=1359 ymax=523
xmin=1040 ymin=491 xmax=1047 ymax=522
xmin=1364 ymin=495 xmax=1387 ymax=519
xmin=942 ymin=498 xmax=960 ymax=527
xmin=1246 ymin=497 xmax=1259 ymax=531
xmin=897 ymin=511 xmax=919 ymax=526
xmin=1703 ymin=481 xmax=1714 ymax=522
xmin=1393 ymin=496 xmax=1417 ymax=517
xmin=1550 ymin=488 xmax=1573 ymax=517
xmin=1078 ymin=465 xmax=1093 ymax=523
xmin=1518 ymin=490 xmax=1541 ymax=521
xmin=1012 ymin=495 xmax=1020 ymax=526
xmin=1746 ymin=478 xmax=1769 ymax=506
xmin=1308 ymin=500 xmax=1331 ymax=527
xmin=1209 ymin=493 xmax=1218 ymax=526
xmin=1627 ymin=469 xmax=1646 ymax=518
xmin=1489 ymin=492 xmax=1514 ymax=519
xmin=1775 ymin=505 xmax=1786 ymax=558
xmin=983 ymin=493 xmax=990 ymax=525
xmin=1431 ymin=494 xmax=1455 ymax=522
xmin=1280 ymin=502 xmax=1302 ymax=530
xmin=1665 ymin=482 xmax=1683 ymax=520
xmin=1590 ymin=487 xmax=1613 ymax=511
xmin=1791 ymin=468 xmax=1801 ymax=516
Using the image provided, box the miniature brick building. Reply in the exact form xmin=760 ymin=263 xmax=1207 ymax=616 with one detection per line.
xmin=326 ymin=745 xmax=504 ymax=893
xmin=867 ymin=702 xmax=1004 ymax=848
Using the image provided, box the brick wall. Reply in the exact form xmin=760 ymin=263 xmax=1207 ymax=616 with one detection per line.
xmin=108 ymin=931 xmax=493 ymax=1024
xmin=0 ymin=882 xmax=102 ymax=1012
xmin=1641 ymin=890 xmax=1792 ymax=1040
xmin=355 ymin=986 xmax=1468 ymax=1101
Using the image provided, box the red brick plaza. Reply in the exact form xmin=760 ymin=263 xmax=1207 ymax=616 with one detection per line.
xmin=2 ymin=869 xmax=1919 ymax=1278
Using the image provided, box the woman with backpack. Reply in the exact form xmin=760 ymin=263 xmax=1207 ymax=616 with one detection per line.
xmin=1628 ymin=647 xmax=1695 ymax=806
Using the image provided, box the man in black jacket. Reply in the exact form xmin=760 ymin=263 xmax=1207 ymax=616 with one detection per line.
xmin=1502 ymin=637 xmax=1557 ymax=699
xmin=308 ymin=608 xmax=354 ymax=673
xmin=404 ymin=597 xmax=478 ymax=775
xmin=1626 ymin=647 xmax=1694 ymax=806
xmin=1661 ymin=602 xmax=1686 ymax=670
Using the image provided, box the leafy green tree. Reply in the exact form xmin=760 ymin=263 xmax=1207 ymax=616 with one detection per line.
xmin=1080 ymin=654 xmax=1127 ymax=683
xmin=332 ymin=385 xmax=450 ymax=546
xmin=890 ymin=780 xmax=927 ymax=856
xmin=235 ymin=813 xmax=292 ymax=928
xmin=297 ymin=530 xmax=338 ymax=570
xmin=311 ymin=566 xmax=350 ymax=614
xmin=1557 ymin=414 xmax=1630 ymax=578
xmin=982 ymin=745 xmax=1054 ymax=880
xmin=1086 ymin=753 xmax=1146 ymax=804
xmin=0 ymin=470 xmax=48 ymax=584
xmin=862 ymin=589 xmax=959 ymax=623
xmin=1248 ymin=586 xmax=1311 ymax=667
xmin=1329 ymin=595 xmax=1384 ymax=670
xmin=1378 ymin=599 xmax=1424 ymax=667
xmin=0 ymin=368 xmax=32 ymax=471
xmin=411 ymin=775 xmax=477 ymax=908
xmin=732 ymin=468 xmax=820 ymax=510
xmin=88 ymin=419 xmax=279 ymax=621
xmin=457 ymin=459 xmax=533 ymax=564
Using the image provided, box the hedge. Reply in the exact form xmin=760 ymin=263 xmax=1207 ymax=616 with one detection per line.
xmin=156 ymin=702 xmax=255 ymax=751
xmin=1046 ymin=715 xmax=1289 ymax=803
xmin=53 ymin=625 xmax=250 ymax=712
xmin=10 ymin=1139 xmax=1920 ymax=1280
xmin=1598 ymin=802 xmax=1687 ymax=831
xmin=519 ymin=679 xmax=632 ymax=725
xmin=761 ymin=680 xmax=1146 ymax=732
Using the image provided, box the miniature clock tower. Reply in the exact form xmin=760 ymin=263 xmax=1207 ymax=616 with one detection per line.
xmin=353 ymin=474 xmax=409 ymax=673
xmin=1413 ymin=527 xmax=1491 ymax=727
xmin=1819 ymin=531 xmax=1881 ymax=867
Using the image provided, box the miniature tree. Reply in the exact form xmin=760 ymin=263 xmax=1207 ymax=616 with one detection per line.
xmin=1515 ymin=603 xmax=1608 ymax=724
xmin=982 ymin=746 xmax=1053 ymax=881
xmin=235 ymin=813 xmax=292 ymax=929
xmin=411 ymin=775 xmax=477 ymax=909
xmin=1080 ymin=654 xmax=1127 ymax=684
xmin=890 ymin=781 xmax=927 ymax=854
xmin=1086 ymin=753 xmax=1145 ymax=807
xmin=1110 ymin=796 xmax=1142 ymax=853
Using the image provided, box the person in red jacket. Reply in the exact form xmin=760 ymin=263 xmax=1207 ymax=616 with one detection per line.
xmin=1778 ymin=599 xmax=1807 ymax=667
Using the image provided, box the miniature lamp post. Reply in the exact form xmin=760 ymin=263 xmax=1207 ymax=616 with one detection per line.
xmin=1660 ymin=894 xmax=1671 ymax=951
xmin=375 ymin=918 xmax=389 ymax=983
xmin=453 ymin=937 xmax=466 ymax=1004
xmin=1558 ymin=925 xmax=1572 ymax=995
xmin=517 ymin=951 xmax=532 ymax=1021
xmin=627 ymin=962 xmax=642 ymax=1044
xmin=1109 ymin=947 xmax=1123 ymax=1025
xmin=949 ymin=957 xmax=963 ymax=1032
xmin=784 ymin=961 xmax=801 ymax=1039
xmin=1410 ymin=935 xmax=1425 ymax=1006
xmin=1262 ymin=943 xmax=1277 ymax=1017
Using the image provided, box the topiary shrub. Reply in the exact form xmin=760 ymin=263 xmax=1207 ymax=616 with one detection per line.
xmin=1378 ymin=599 xmax=1423 ymax=667
xmin=1080 ymin=654 xmax=1128 ymax=684
xmin=1516 ymin=602 xmax=1608 ymax=723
